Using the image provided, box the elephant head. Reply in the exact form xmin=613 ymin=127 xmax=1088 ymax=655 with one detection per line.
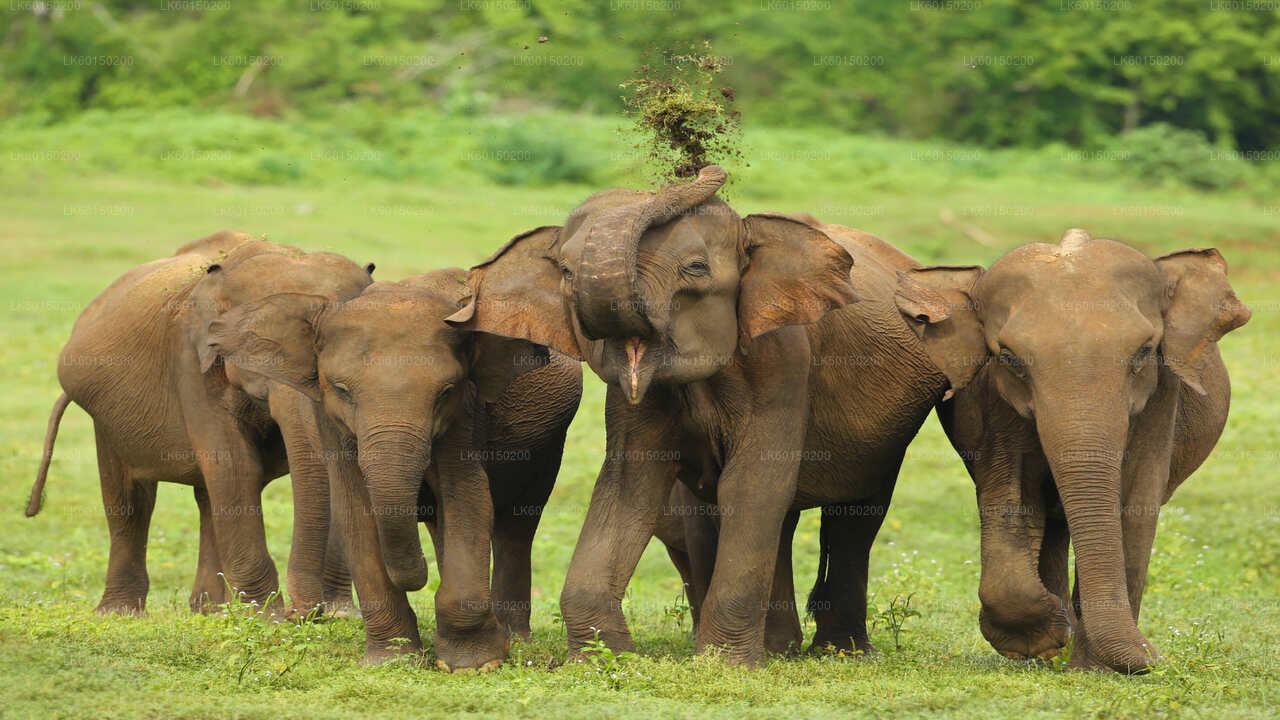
xmin=895 ymin=229 xmax=1250 ymax=672
xmin=184 ymin=238 xmax=376 ymax=394
xmin=445 ymin=166 xmax=858 ymax=404
xmin=198 ymin=269 xmax=546 ymax=592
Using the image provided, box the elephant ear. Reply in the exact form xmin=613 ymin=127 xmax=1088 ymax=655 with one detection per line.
xmin=738 ymin=213 xmax=859 ymax=353
xmin=202 ymin=292 xmax=331 ymax=402
xmin=445 ymin=226 xmax=582 ymax=360
xmin=1155 ymin=248 xmax=1251 ymax=395
xmin=895 ymin=265 xmax=987 ymax=400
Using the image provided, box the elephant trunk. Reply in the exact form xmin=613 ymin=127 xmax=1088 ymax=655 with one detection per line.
xmin=1036 ymin=395 xmax=1154 ymax=673
xmin=574 ymin=165 xmax=727 ymax=339
xmin=359 ymin=427 xmax=431 ymax=592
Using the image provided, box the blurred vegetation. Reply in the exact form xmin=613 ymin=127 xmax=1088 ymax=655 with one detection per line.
xmin=3 ymin=0 xmax=1280 ymax=154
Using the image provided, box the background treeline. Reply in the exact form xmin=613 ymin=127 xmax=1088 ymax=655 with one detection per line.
xmin=5 ymin=0 xmax=1280 ymax=153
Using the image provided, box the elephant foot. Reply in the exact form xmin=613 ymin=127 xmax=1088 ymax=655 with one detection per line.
xmin=434 ymin=616 xmax=509 ymax=671
xmin=96 ymin=595 xmax=146 ymax=616
xmin=763 ymin=628 xmax=803 ymax=656
xmin=980 ymin=598 xmax=1071 ymax=662
xmin=188 ymin=588 xmax=228 ymax=614
xmin=361 ymin=640 xmax=422 ymax=666
xmin=436 ymin=658 xmax=503 ymax=674
xmin=1066 ymin=629 xmax=1157 ymax=674
xmin=808 ymin=633 xmax=874 ymax=657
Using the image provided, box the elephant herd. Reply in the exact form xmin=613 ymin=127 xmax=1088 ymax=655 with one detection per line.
xmin=28 ymin=165 xmax=1250 ymax=675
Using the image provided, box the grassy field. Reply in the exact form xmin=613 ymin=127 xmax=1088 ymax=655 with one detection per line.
xmin=1 ymin=111 xmax=1278 ymax=719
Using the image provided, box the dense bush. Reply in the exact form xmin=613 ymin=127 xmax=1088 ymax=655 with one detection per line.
xmin=2 ymin=1 xmax=1279 ymax=153
xmin=1106 ymin=123 xmax=1251 ymax=191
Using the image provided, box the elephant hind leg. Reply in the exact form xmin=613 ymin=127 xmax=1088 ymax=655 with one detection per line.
xmin=95 ymin=425 xmax=156 ymax=616
xmin=190 ymin=485 xmax=228 ymax=613
xmin=808 ymin=486 xmax=895 ymax=655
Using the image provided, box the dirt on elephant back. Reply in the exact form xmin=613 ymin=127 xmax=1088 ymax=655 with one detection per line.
xmin=621 ymin=41 xmax=743 ymax=187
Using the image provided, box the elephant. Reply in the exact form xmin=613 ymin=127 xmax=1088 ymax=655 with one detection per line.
xmin=445 ymin=166 xmax=983 ymax=665
xmin=197 ymin=268 xmax=582 ymax=670
xmin=899 ymin=229 xmax=1251 ymax=672
xmin=26 ymin=231 xmax=373 ymax=616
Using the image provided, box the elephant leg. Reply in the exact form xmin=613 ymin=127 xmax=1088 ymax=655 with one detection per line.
xmin=809 ymin=485 xmax=894 ymax=654
xmin=322 ymin=522 xmax=355 ymax=615
xmin=194 ymin=443 xmax=280 ymax=612
xmin=696 ymin=447 xmax=801 ymax=666
xmin=561 ymin=395 xmax=678 ymax=656
xmin=96 ymin=425 xmax=156 ymax=616
xmin=975 ymin=447 xmax=1070 ymax=661
xmin=271 ymin=388 xmax=333 ymax=618
xmin=429 ymin=457 xmax=507 ymax=671
xmin=681 ymin=499 xmax=719 ymax=638
xmin=189 ymin=485 xmax=228 ymax=613
xmin=491 ymin=484 xmax=552 ymax=638
xmin=763 ymin=510 xmax=802 ymax=655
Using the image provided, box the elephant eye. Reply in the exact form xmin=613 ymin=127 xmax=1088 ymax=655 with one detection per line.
xmin=1130 ymin=345 xmax=1155 ymax=374
xmin=437 ymin=383 xmax=455 ymax=402
xmin=680 ymin=260 xmax=711 ymax=278
xmin=329 ymin=381 xmax=353 ymax=402
xmin=997 ymin=349 xmax=1028 ymax=379
xmin=559 ymin=263 xmax=574 ymax=282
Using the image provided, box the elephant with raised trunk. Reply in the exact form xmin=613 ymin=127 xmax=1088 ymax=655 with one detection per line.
xmin=29 ymin=232 xmax=373 ymax=616
xmin=904 ymin=229 xmax=1251 ymax=672
xmin=447 ymin=167 xmax=986 ymax=665
xmin=201 ymin=268 xmax=582 ymax=670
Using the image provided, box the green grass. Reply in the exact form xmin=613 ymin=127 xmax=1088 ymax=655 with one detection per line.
xmin=1 ymin=110 xmax=1278 ymax=719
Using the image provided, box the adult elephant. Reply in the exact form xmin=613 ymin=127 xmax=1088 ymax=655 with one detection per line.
xmin=445 ymin=166 xmax=985 ymax=665
xmin=199 ymin=269 xmax=582 ymax=670
xmin=902 ymin=229 xmax=1251 ymax=672
xmin=27 ymin=232 xmax=372 ymax=616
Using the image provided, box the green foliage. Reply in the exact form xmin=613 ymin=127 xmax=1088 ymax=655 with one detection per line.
xmin=4 ymin=1 xmax=1279 ymax=153
xmin=473 ymin=119 xmax=598 ymax=186
xmin=871 ymin=593 xmax=921 ymax=651
xmin=1106 ymin=123 xmax=1251 ymax=191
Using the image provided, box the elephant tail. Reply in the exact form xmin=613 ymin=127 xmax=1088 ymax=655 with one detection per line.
xmin=27 ymin=393 xmax=70 ymax=517
xmin=806 ymin=507 xmax=832 ymax=615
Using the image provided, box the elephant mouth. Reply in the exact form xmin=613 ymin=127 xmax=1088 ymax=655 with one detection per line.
xmin=625 ymin=337 xmax=646 ymax=403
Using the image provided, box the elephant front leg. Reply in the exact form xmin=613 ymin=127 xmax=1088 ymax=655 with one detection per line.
xmin=271 ymin=387 xmax=334 ymax=617
xmin=763 ymin=510 xmax=802 ymax=655
xmin=695 ymin=455 xmax=799 ymax=667
xmin=561 ymin=390 xmax=678 ymax=656
xmin=974 ymin=448 xmax=1070 ymax=661
xmin=321 ymin=524 xmax=355 ymax=616
xmin=429 ymin=456 xmax=507 ymax=671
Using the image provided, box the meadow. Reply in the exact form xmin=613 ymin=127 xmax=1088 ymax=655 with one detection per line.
xmin=1 ymin=109 xmax=1277 ymax=719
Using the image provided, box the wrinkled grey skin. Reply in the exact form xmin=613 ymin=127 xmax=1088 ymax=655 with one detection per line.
xmin=204 ymin=268 xmax=582 ymax=670
xmin=905 ymin=229 xmax=1251 ymax=673
xmin=29 ymin=232 xmax=372 ymax=616
xmin=450 ymin=169 xmax=983 ymax=665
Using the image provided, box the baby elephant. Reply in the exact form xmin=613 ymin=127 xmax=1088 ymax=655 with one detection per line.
xmin=202 ymin=268 xmax=581 ymax=670
xmin=29 ymin=232 xmax=373 ymax=616
xmin=902 ymin=229 xmax=1251 ymax=672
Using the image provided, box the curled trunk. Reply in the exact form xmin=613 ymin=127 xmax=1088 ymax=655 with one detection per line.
xmin=575 ymin=165 xmax=728 ymax=339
